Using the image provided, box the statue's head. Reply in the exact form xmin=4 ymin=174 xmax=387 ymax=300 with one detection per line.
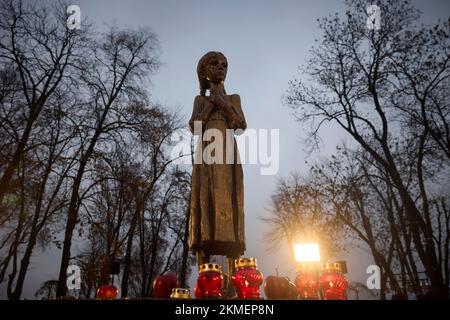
xmin=197 ymin=51 xmax=228 ymax=96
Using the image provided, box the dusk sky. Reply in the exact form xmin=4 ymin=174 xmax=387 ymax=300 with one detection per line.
xmin=5 ymin=0 xmax=450 ymax=299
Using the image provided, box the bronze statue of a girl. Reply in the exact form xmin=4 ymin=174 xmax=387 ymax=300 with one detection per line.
xmin=188 ymin=51 xmax=247 ymax=292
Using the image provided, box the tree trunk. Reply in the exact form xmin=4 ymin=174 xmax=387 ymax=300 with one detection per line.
xmin=0 ymin=117 xmax=35 ymax=206
xmin=56 ymin=101 xmax=112 ymax=297
xmin=145 ymin=236 xmax=158 ymax=297
xmin=121 ymin=207 xmax=138 ymax=298
xmin=55 ymin=172 xmax=83 ymax=297
xmin=179 ymin=195 xmax=191 ymax=288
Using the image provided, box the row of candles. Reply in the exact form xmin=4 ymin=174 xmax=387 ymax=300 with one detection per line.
xmin=185 ymin=258 xmax=348 ymax=300
xmin=194 ymin=258 xmax=263 ymax=299
xmin=295 ymin=262 xmax=348 ymax=300
xmin=95 ymin=243 xmax=348 ymax=299
xmin=95 ymin=257 xmax=348 ymax=300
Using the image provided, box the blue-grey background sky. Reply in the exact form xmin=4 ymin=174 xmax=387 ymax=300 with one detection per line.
xmin=3 ymin=0 xmax=449 ymax=299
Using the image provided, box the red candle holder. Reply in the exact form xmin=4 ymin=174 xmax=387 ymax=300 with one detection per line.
xmin=232 ymin=258 xmax=264 ymax=299
xmin=196 ymin=263 xmax=223 ymax=299
xmin=319 ymin=262 xmax=348 ymax=300
xmin=295 ymin=263 xmax=319 ymax=300
xmin=96 ymin=284 xmax=118 ymax=299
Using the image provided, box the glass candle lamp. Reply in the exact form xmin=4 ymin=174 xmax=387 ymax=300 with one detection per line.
xmin=232 ymin=257 xmax=264 ymax=299
xmin=319 ymin=262 xmax=348 ymax=300
xmin=295 ymin=263 xmax=319 ymax=300
xmin=196 ymin=263 xmax=223 ymax=299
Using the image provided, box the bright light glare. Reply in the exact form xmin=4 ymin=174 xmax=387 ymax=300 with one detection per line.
xmin=294 ymin=243 xmax=320 ymax=262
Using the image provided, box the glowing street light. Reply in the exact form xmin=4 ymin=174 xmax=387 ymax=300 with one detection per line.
xmin=294 ymin=243 xmax=320 ymax=299
xmin=294 ymin=243 xmax=320 ymax=263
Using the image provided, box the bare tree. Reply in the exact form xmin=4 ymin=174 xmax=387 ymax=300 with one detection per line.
xmin=0 ymin=1 xmax=195 ymax=300
xmin=55 ymin=25 xmax=160 ymax=297
xmin=285 ymin=0 xmax=449 ymax=298
xmin=0 ymin=0 xmax=89 ymax=208
xmin=262 ymin=173 xmax=347 ymax=262
xmin=1 ymin=94 xmax=80 ymax=299
xmin=313 ymin=147 xmax=405 ymax=298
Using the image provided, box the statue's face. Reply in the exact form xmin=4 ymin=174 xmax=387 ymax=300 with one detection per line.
xmin=206 ymin=56 xmax=228 ymax=83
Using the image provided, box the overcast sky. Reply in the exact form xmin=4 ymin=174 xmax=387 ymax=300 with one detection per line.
xmin=3 ymin=0 xmax=450 ymax=299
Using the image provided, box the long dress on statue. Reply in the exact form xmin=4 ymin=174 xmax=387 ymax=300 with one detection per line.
xmin=188 ymin=94 xmax=246 ymax=258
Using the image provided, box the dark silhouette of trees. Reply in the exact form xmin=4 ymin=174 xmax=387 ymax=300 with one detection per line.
xmin=0 ymin=0 xmax=194 ymax=299
xmin=0 ymin=0 xmax=88 ymax=209
xmin=54 ymin=23 xmax=161 ymax=297
xmin=262 ymin=173 xmax=347 ymax=262
xmin=284 ymin=0 xmax=449 ymax=298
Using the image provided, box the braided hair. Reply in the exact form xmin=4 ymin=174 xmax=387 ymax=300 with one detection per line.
xmin=197 ymin=51 xmax=228 ymax=96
